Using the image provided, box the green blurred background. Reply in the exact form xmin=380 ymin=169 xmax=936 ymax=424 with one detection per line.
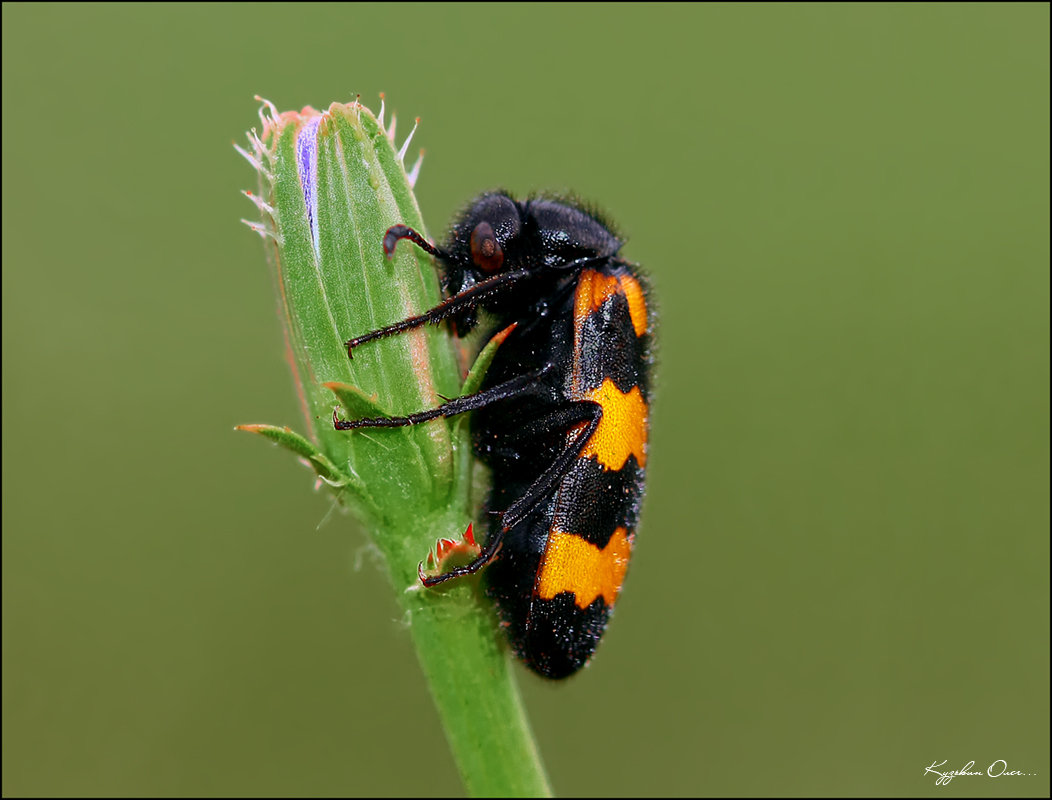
xmin=3 ymin=3 xmax=1048 ymax=796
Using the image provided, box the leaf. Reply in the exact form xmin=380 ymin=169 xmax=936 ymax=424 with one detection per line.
xmin=235 ymin=423 xmax=358 ymax=491
xmin=323 ymin=380 xmax=390 ymax=422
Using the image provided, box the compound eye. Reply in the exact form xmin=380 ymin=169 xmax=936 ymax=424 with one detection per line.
xmin=470 ymin=222 xmax=504 ymax=273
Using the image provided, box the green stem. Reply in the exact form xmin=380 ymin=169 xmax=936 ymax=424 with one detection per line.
xmin=395 ymin=510 xmax=551 ymax=797
xmin=237 ymin=97 xmax=552 ymax=797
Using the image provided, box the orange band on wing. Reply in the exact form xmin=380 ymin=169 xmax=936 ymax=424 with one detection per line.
xmin=573 ymin=269 xmax=621 ymax=331
xmin=536 ymin=527 xmax=634 ymax=608
xmin=581 ymin=378 xmax=648 ymax=470
xmin=618 ymin=274 xmax=648 ymax=338
xmin=572 ymin=269 xmax=649 ymax=341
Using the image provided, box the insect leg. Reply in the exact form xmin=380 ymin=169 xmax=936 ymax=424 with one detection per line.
xmin=419 ymin=524 xmax=505 ymax=587
xmin=498 ymin=401 xmax=603 ymax=530
xmin=420 ymin=401 xmax=602 ymax=588
xmin=345 ymin=268 xmax=530 ymax=356
xmin=332 ymin=365 xmax=552 ymax=430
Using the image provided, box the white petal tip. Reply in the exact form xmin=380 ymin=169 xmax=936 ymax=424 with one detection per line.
xmin=397 ymin=117 xmax=419 ymax=162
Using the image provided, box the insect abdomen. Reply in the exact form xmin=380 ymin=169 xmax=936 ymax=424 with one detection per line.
xmin=489 ymin=263 xmax=651 ymax=678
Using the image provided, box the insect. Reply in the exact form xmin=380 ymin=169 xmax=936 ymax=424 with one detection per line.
xmin=334 ymin=192 xmax=651 ymax=678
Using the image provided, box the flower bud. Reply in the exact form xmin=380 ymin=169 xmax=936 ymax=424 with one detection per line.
xmin=237 ymin=97 xmax=461 ymax=529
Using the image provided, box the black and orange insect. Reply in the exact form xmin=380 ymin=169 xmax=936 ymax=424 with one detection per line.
xmin=334 ymin=193 xmax=652 ymax=678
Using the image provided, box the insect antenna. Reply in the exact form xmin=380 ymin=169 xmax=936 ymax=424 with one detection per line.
xmin=383 ymin=224 xmax=448 ymax=260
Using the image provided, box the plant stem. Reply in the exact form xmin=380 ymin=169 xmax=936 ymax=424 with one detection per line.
xmin=237 ymin=98 xmax=552 ymax=797
xmin=396 ymin=510 xmax=551 ymax=797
